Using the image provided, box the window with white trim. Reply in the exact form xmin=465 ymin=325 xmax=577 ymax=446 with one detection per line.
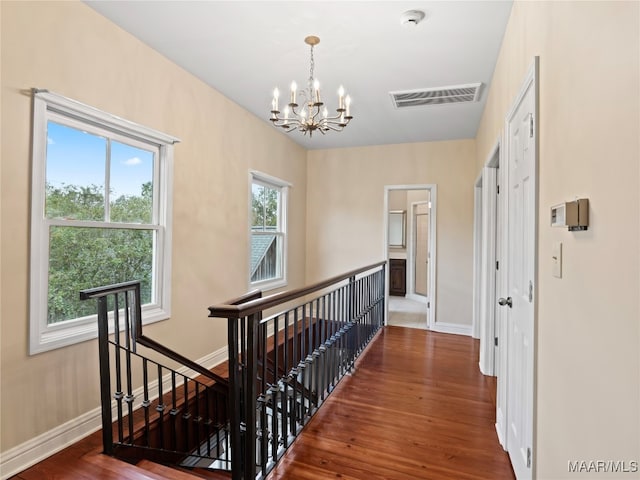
xmin=29 ymin=90 xmax=178 ymax=354
xmin=249 ymin=172 xmax=289 ymax=290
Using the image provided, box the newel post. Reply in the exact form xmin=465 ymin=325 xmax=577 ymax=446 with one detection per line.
xmin=227 ymin=316 xmax=243 ymax=480
xmin=96 ymin=296 xmax=114 ymax=455
xmin=243 ymin=312 xmax=260 ymax=479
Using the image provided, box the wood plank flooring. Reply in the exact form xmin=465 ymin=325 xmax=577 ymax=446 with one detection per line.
xmin=266 ymin=326 xmax=514 ymax=480
xmin=10 ymin=326 xmax=513 ymax=479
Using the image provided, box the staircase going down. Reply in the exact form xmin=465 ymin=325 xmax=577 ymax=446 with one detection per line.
xmin=76 ymin=261 xmax=386 ymax=480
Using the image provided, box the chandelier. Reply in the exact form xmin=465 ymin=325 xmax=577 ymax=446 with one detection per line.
xmin=270 ymin=36 xmax=352 ymax=136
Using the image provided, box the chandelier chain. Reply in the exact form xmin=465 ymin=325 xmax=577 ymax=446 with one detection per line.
xmin=308 ymin=45 xmax=315 ymax=91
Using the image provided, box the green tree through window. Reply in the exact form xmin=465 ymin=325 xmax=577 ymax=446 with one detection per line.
xmin=46 ymin=183 xmax=154 ymax=323
xmin=251 ymin=184 xmax=279 ymax=230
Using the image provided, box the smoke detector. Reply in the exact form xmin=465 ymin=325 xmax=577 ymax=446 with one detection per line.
xmin=400 ymin=10 xmax=426 ymax=27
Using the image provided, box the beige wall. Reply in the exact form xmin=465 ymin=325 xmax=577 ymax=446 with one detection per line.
xmin=0 ymin=1 xmax=306 ymax=451
xmin=306 ymin=140 xmax=476 ymax=327
xmin=476 ymin=1 xmax=640 ymax=477
xmin=388 ymin=189 xmax=408 ymax=211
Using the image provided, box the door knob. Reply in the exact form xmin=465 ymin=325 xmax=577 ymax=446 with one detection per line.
xmin=498 ymin=297 xmax=513 ymax=308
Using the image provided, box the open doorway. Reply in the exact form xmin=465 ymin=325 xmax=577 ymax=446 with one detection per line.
xmin=473 ymin=141 xmax=501 ymax=377
xmin=384 ymin=185 xmax=436 ymax=330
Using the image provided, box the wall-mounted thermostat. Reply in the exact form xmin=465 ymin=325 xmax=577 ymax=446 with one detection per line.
xmin=550 ymin=198 xmax=589 ymax=231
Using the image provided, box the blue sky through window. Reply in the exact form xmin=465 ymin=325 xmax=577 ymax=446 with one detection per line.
xmin=46 ymin=121 xmax=154 ymax=198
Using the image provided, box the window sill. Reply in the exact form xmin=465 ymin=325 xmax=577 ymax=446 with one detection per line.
xmin=250 ymin=278 xmax=288 ymax=293
xmin=29 ymin=305 xmax=170 ymax=355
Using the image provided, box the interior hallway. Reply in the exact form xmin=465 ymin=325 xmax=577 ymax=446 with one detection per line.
xmin=267 ymin=326 xmax=514 ymax=480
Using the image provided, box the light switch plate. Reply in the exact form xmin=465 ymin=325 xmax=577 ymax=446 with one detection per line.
xmin=552 ymin=241 xmax=562 ymax=278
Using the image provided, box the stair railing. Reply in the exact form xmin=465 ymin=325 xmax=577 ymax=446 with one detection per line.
xmin=209 ymin=261 xmax=386 ymax=480
xmin=80 ymin=281 xmax=232 ymax=472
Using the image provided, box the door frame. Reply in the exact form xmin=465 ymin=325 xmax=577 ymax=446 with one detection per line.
xmin=472 ymin=175 xmax=483 ymax=339
xmin=474 ymin=139 xmax=501 ymax=376
xmin=383 ymin=185 xmax=437 ymax=329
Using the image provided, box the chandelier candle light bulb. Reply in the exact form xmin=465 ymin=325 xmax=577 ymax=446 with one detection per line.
xmin=290 ymin=81 xmax=297 ymax=105
xmin=313 ymin=79 xmax=320 ymax=104
xmin=269 ymin=35 xmax=353 ymax=137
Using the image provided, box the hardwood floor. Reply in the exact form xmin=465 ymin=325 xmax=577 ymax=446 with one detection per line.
xmin=10 ymin=326 xmax=513 ymax=479
xmin=267 ymin=326 xmax=514 ymax=480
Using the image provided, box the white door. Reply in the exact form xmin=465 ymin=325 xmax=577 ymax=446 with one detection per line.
xmin=414 ymin=208 xmax=429 ymax=296
xmin=502 ymin=61 xmax=537 ymax=480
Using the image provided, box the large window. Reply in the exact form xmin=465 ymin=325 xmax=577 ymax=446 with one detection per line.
xmin=29 ymin=91 xmax=178 ymax=354
xmin=250 ymin=172 xmax=289 ymax=289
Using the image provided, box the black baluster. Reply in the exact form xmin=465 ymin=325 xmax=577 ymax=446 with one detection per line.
xmin=273 ymin=315 xmax=279 ymax=389
xmin=182 ymin=378 xmax=191 ymax=454
xmin=194 ymin=382 xmax=201 ymax=453
xmin=142 ymin=359 xmax=150 ymax=447
xmin=257 ymin=394 xmax=267 ymax=476
xmin=156 ymin=364 xmax=164 ymax=449
xmin=293 ymin=307 xmax=299 ymax=368
xmin=123 ymin=292 xmax=135 ymax=443
xmin=170 ymin=372 xmax=178 ymax=452
xmin=204 ymin=385 xmax=211 ymax=456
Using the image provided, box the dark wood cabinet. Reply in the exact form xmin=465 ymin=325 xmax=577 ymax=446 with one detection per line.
xmin=389 ymin=259 xmax=406 ymax=296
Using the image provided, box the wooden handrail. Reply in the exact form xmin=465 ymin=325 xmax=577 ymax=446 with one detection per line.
xmin=225 ymin=289 xmax=263 ymax=306
xmin=80 ymin=281 xmax=229 ymax=388
xmin=208 ymin=260 xmax=386 ymax=319
xmin=135 ymin=335 xmax=228 ymax=389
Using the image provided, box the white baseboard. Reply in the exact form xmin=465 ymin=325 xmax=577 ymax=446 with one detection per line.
xmin=0 ymin=407 xmax=102 ymax=480
xmin=495 ymin=422 xmax=507 ymax=450
xmin=429 ymin=321 xmax=473 ymax=336
xmin=0 ymin=344 xmax=228 ymax=480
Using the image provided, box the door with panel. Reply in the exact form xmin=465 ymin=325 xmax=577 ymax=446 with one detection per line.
xmin=502 ymin=61 xmax=537 ymax=480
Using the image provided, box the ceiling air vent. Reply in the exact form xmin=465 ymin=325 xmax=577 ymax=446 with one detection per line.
xmin=390 ymin=83 xmax=482 ymax=109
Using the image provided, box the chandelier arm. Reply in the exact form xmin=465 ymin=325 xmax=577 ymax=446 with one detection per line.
xmin=323 ymin=113 xmax=352 ymax=122
xmin=322 ymin=123 xmax=345 ymax=132
xmin=271 ymin=117 xmax=302 ymax=130
xmin=288 ymin=104 xmax=301 ymax=115
xmin=324 ymin=119 xmax=351 ymax=128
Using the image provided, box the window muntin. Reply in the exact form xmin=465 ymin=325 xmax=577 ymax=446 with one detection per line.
xmin=249 ymin=173 xmax=288 ymax=289
xmin=30 ymin=91 xmax=177 ymax=354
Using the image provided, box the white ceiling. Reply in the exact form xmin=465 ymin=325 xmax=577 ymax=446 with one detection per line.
xmin=86 ymin=1 xmax=513 ymax=150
